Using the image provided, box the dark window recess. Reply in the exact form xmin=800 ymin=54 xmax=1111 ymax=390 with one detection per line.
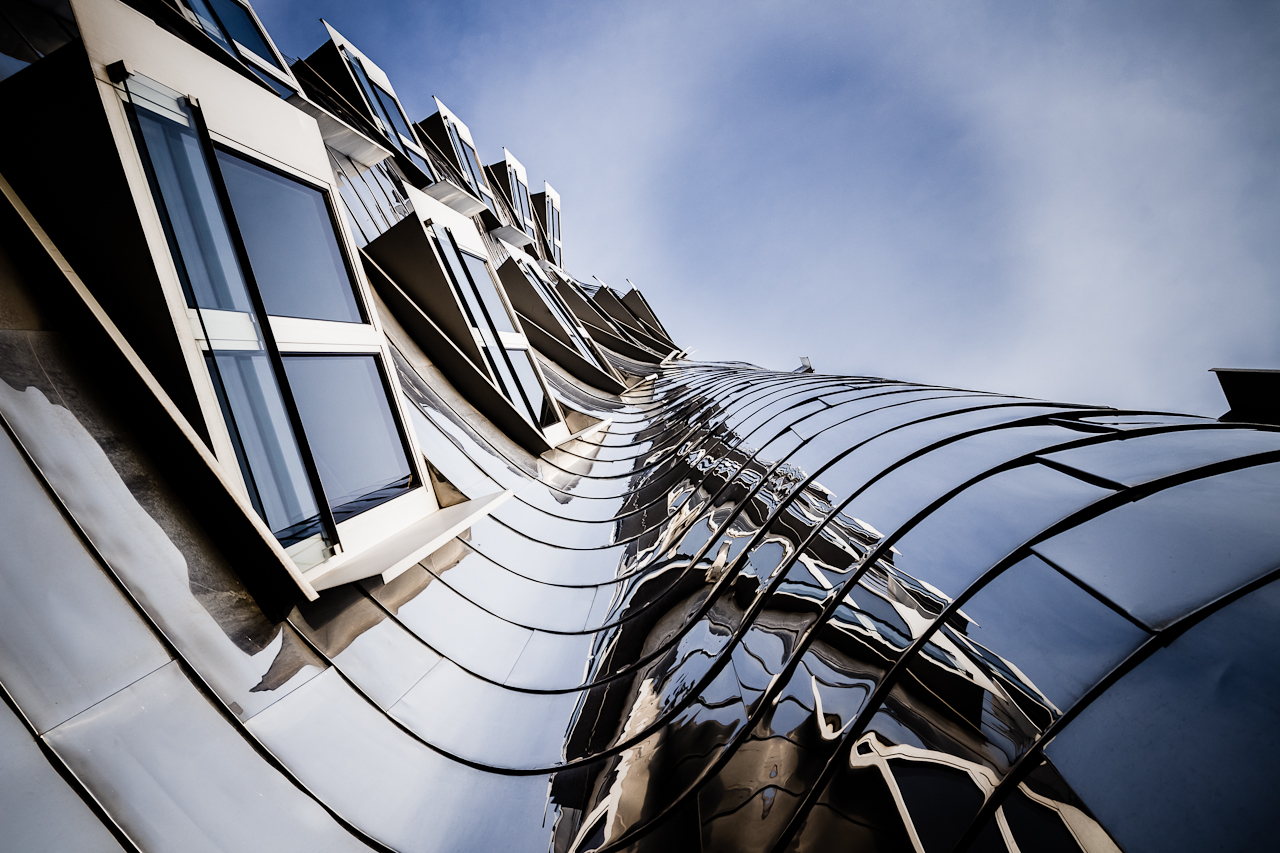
xmin=510 ymin=348 xmax=559 ymax=428
xmin=0 ymin=0 xmax=79 ymax=83
xmin=281 ymin=355 xmax=415 ymax=521
xmin=215 ymin=149 xmax=365 ymax=323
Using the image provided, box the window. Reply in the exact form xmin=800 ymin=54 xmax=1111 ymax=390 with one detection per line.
xmin=126 ymin=77 xmax=419 ymax=560
xmin=516 ymin=259 xmax=603 ymax=370
xmin=341 ymin=50 xmax=435 ymax=182
xmin=509 ymin=167 xmax=535 ymax=238
xmin=216 ymin=150 xmax=364 ymax=323
xmin=282 ymin=355 xmax=414 ymax=521
xmin=445 ymin=120 xmax=494 ymax=211
xmin=182 ymin=0 xmax=292 ymax=95
xmin=431 ymin=226 xmax=560 ymax=430
xmin=205 ymin=0 xmax=280 ymax=67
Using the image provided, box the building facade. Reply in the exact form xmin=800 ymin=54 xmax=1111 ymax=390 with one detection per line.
xmin=1 ymin=2 xmax=1278 ymax=852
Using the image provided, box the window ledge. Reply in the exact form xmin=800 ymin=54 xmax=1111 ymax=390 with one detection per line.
xmin=422 ymin=179 xmax=489 ymax=217
xmin=302 ymin=489 xmax=514 ymax=590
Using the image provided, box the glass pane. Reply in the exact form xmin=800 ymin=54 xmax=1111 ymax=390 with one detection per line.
xmin=372 ymin=82 xmax=414 ymax=142
xmin=1033 ymin=460 xmax=1280 ymax=629
xmin=281 ymin=355 xmax=414 ymax=520
xmin=216 ymin=149 xmax=364 ymax=323
xmin=509 ymin=349 xmax=558 ymax=428
xmin=459 ymin=251 xmax=515 ymax=333
xmin=431 ymin=230 xmax=481 ymax=329
xmin=206 ymin=0 xmax=281 ymax=68
xmin=460 ymin=139 xmax=487 ymax=191
xmin=344 ymin=52 xmax=390 ymax=137
xmin=404 ymin=148 xmax=435 ymax=182
xmin=1045 ymin=576 xmax=1280 ymax=852
xmin=446 ymin=124 xmax=474 ymax=189
xmin=209 ymin=351 xmax=320 ymax=543
xmin=133 ymin=106 xmax=252 ymax=312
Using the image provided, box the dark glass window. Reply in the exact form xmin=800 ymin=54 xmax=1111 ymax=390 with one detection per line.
xmin=510 ymin=349 xmax=558 ymax=428
xmin=215 ymin=150 xmax=364 ymax=323
xmin=371 ymin=81 xmax=414 ymax=142
xmin=282 ymin=355 xmax=414 ymax=520
xmin=459 ymin=251 xmax=515 ymax=333
xmin=204 ymin=0 xmax=282 ymax=69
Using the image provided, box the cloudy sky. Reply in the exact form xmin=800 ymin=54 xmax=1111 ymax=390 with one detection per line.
xmin=259 ymin=0 xmax=1280 ymax=416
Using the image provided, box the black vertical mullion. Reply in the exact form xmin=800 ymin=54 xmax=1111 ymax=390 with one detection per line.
xmin=186 ymin=98 xmax=342 ymax=553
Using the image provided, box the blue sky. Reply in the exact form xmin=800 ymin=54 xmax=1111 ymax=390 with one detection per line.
xmin=257 ymin=0 xmax=1280 ymax=416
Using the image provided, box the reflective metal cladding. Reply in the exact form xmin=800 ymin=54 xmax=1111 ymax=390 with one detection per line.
xmin=1 ymin=2 xmax=1278 ymax=852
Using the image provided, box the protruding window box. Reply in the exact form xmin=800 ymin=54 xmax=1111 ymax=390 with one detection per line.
xmin=362 ymin=217 xmax=562 ymax=454
xmin=286 ymin=93 xmax=392 ymax=170
xmin=302 ymin=489 xmax=513 ymax=590
xmin=494 ymin=256 xmax=626 ymax=392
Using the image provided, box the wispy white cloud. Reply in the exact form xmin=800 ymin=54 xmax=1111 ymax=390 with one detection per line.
xmin=259 ymin=0 xmax=1280 ymax=415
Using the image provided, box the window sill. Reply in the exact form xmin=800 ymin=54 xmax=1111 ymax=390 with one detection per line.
xmin=301 ymin=489 xmax=513 ymax=591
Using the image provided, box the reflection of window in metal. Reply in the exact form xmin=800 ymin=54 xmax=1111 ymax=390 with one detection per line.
xmin=431 ymin=226 xmax=561 ymax=429
xmin=179 ymin=0 xmax=294 ymax=96
xmin=125 ymin=76 xmax=417 ymax=565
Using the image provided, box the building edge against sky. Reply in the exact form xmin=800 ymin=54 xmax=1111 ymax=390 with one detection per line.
xmin=1 ymin=2 xmax=1279 ymax=852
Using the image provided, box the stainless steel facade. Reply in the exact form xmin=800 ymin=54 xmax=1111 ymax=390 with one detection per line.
xmin=1 ymin=2 xmax=1278 ymax=852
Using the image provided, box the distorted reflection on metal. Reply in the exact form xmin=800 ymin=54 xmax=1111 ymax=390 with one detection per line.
xmin=1 ymin=3 xmax=1278 ymax=853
